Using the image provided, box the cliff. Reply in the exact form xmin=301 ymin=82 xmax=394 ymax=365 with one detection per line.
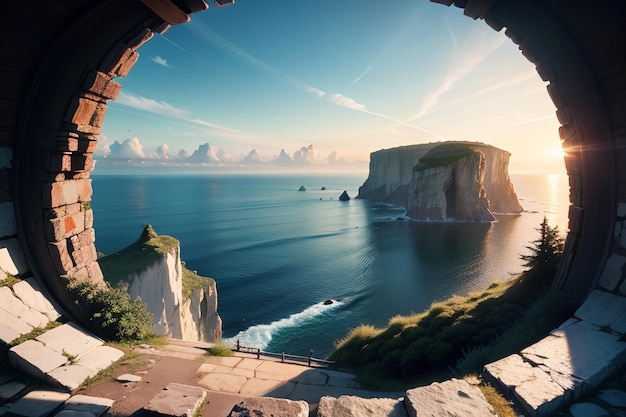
xmin=358 ymin=142 xmax=523 ymax=221
xmin=98 ymin=225 xmax=222 ymax=342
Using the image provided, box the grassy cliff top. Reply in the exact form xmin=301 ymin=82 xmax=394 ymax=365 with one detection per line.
xmin=413 ymin=143 xmax=483 ymax=172
xmin=99 ymin=224 xmax=180 ymax=287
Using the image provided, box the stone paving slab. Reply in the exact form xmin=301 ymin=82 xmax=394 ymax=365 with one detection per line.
xmin=197 ymin=372 xmax=248 ymax=393
xmin=522 ymin=321 xmax=626 ymax=385
xmin=60 ymin=394 xmax=114 ymax=417
xmin=229 ymin=397 xmax=308 ymax=417
xmin=0 ymin=322 xmax=20 ymax=345
xmin=574 ymin=290 xmax=626 ymax=329
xmin=76 ymin=345 xmax=125 ymax=371
xmin=143 ymin=383 xmax=206 ymax=417
xmin=0 ymin=286 xmax=49 ymax=328
xmin=485 ymin=353 xmax=570 ymax=417
xmin=36 ymin=322 xmax=103 ymax=357
xmin=48 ymin=364 xmax=100 ymax=391
xmin=6 ymin=389 xmax=71 ymax=417
xmin=9 ymin=339 xmax=68 ymax=380
xmin=239 ymin=377 xmax=296 ymax=398
xmin=12 ymin=278 xmax=61 ymax=320
xmin=404 ymin=378 xmax=494 ymax=417
xmin=0 ymin=304 xmax=33 ymax=338
xmin=198 ymin=362 xmax=255 ymax=378
xmin=318 ymin=395 xmax=407 ymax=417
xmin=0 ymin=381 xmax=27 ymax=399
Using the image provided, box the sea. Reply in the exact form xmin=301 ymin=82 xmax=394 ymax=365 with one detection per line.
xmin=90 ymin=171 xmax=569 ymax=358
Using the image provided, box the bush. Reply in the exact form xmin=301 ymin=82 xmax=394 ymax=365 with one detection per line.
xmin=66 ymin=279 xmax=154 ymax=342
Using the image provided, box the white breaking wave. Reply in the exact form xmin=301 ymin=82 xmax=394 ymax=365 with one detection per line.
xmin=223 ymin=300 xmax=343 ymax=351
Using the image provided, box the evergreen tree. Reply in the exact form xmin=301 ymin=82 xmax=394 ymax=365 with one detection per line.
xmin=520 ymin=216 xmax=564 ymax=270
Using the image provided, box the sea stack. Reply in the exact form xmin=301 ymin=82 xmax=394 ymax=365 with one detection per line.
xmin=357 ymin=141 xmax=523 ymax=222
xmin=298 ymin=185 xmax=306 ymax=191
xmin=339 ymin=191 xmax=351 ymax=201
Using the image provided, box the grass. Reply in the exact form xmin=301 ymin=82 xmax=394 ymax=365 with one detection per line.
xmin=329 ymin=262 xmax=573 ymax=386
xmin=9 ymin=321 xmax=61 ymax=347
xmin=205 ymin=343 xmax=234 ymax=357
xmin=1 ymin=273 xmax=22 ymax=288
xmin=413 ymin=143 xmax=483 ymax=172
xmin=98 ymin=225 xmax=179 ymax=287
xmin=182 ymin=266 xmax=215 ymax=301
xmin=479 ymin=383 xmax=517 ymax=417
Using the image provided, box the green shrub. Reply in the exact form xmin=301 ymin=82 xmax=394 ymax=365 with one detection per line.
xmin=66 ymin=279 xmax=154 ymax=342
xmin=206 ymin=344 xmax=234 ymax=357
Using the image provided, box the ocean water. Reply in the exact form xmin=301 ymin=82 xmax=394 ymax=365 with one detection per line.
xmin=90 ymin=171 xmax=569 ymax=357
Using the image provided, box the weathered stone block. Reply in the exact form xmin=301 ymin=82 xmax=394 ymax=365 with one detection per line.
xmin=48 ymin=239 xmax=74 ymax=274
xmin=574 ymin=290 xmax=626 ymax=328
xmin=86 ymin=261 xmax=104 ymax=284
xmin=9 ymin=340 xmax=66 ymax=379
xmin=12 ymin=278 xmax=60 ymax=320
xmin=36 ymin=322 xmax=103 ymax=357
xmin=49 ymin=152 xmax=72 ymax=172
xmin=228 ymin=397 xmax=308 ymax=417
xmin=598 ymin=254 xmax=626 ymax=290
xmin=0 ymin=237 xmax=28 ymax=276
xmin=318 ymin=395 xmax=405 ymax=417
xmin=61 ymin=394 xmax=114 ymax=416
xmin=143 ymin=383 xmax=207 ymax=417
xmin=6 ymin=389 xmax=70 ymax=417
xmin=113 ymin=49 xmax=139 ymax=77
xmin=82 ymin=70 xmax=122 ymax=100
xmin=47 ymin=180 xmax=79 ymax=208
xmin=55 ymin=132 xmax=79 ymax=152
xmin=405 ymin=378 xmax=493 ymax=417
xmin=76 ymin=178 xmax=92 ymax=202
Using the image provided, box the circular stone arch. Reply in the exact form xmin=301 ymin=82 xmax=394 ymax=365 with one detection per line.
xmin=2 ymin=0 xmax=625 ymax=324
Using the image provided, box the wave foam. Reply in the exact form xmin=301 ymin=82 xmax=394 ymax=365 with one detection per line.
xmin=223 ymin=300 xmax=343 ymax=351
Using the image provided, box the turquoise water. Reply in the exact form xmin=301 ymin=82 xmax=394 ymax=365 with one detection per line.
xmin=91 ymin=172 xmax=569 ymax=357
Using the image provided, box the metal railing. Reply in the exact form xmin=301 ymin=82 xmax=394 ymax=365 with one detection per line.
xmin=233 ymin=340 xmax=336 ymax=368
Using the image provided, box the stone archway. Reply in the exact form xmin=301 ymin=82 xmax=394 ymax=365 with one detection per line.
xmin=0 ymin=0 xmax=625 ymax=328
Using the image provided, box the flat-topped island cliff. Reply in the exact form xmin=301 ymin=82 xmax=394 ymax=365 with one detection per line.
xmin=358 ymin=141 xmax=523 ymax=222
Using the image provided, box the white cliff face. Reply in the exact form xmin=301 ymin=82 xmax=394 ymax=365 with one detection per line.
xmin=408 ymin=151 xmax=496 ymax=222
xmin=181 ymin=280 xmax=223 ymax=342
xmin=359 ymin=142 xmax=523 ymax=220
xmin=125 ymin=244 xmax=221 ymax=342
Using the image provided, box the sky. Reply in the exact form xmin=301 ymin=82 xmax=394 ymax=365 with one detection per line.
xmin=98 ymin=0 xmax=567 ymax=174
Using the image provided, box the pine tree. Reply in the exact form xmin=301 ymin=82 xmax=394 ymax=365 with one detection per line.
xmin=520 ymin=216 xmax=564 ymax=270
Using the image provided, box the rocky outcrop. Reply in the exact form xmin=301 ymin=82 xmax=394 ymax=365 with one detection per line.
xmin=99 ymin=225 xmax=222 ymax=342
xmin=358 ymin=142 xmax=522 ymax=222
xmin=339 ymin=191 xmax=351 ymax=201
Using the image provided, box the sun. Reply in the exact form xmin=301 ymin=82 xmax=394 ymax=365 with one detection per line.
xmin=547 ymin=146 xmax=567 ymax=159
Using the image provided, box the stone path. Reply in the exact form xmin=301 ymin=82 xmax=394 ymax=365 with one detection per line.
xmin=485 ymin=289 xmax=626 ymax=417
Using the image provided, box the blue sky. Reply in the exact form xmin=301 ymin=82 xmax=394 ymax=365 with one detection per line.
xmin=99 ymin=0 xmax=566 ymax=174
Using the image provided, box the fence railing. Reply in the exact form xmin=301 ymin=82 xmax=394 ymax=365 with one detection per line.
xmin=233 ymin=340 xmax=336 ymax=368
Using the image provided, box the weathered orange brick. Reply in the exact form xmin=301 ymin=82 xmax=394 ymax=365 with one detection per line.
xmin=76 ymin=179 xmax=92 ymax=202
xmin=46 ymin=180 xmax=79 ymax=208
xmin=48 ymin=239 xmax=74 ymax=274
xmin=86 ymin=261 xmax=105 ymax=286
xmin=113 ymin=50 xmax=140 ymax=77
xmin=49 ymin=153 xmax=72 ymax=172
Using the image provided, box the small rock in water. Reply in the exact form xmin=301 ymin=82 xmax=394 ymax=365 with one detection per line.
xmin=339 ymin=190 xmax=350 ymax=201
xmin=298 ymin=185 xmax=306 ymax=191
xmin=324 ymin=299 xmax=334 ymax=305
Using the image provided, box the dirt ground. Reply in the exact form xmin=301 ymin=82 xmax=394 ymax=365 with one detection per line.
xmin=76 ymin=353 xmax=246 ymax=417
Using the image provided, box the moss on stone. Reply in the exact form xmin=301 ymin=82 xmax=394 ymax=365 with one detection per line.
xmin=182 ymin=266 xmax=215 ymax=301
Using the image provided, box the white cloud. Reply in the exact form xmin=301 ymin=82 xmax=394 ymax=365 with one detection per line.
xmin=116 ymin=91 xmax=189 ymax=118
xmin=328 ymin=93 xmax=367 ymax=111
xmin=408 ymin=30 xmax=508 ymax=122
xmin=155 ymin=143 xmax=170 ymax=159
xmin=151 ymin=56 xmax=171 ymax=67
xmin=108 ymin=137 xmax=146 ymax=160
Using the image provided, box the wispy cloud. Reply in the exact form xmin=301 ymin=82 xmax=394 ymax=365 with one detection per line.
xmin=408 ymin=30 xmax=508 ymax=122
xmin=116 ymin=91 xmax=188 ymax=117
xmin=497 ymin=114 xmax=556 ymax=127
xmin=186 ymin=19 xmax=446 ymax=140
xmin=151 ymin=56 xmax=171 ymax=67
xmin=160 ymin=34 xmax=190 ymax=53
xmin=352 ymin=3 xmax=424 ymax=85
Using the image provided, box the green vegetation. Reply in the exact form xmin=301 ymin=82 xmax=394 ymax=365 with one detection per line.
xmin=413 ymin=143 xmax=481 ymax=172
xmin=1 ymin=273 xmax=22 ymax=288
xmin=182 ymin=265 xmax=215 ymax=300
xmin=329 ymin=217 xmax=569 ymax=387
xmin=66 ymin=279 xmax=155 ymax=342
xmin=98 ymin=224 xmax=179 ymax=287
xmin=205 ymin=343 xmax=234 ymax=357
xmin=8 ymin=321 xmax=61 ymax=347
